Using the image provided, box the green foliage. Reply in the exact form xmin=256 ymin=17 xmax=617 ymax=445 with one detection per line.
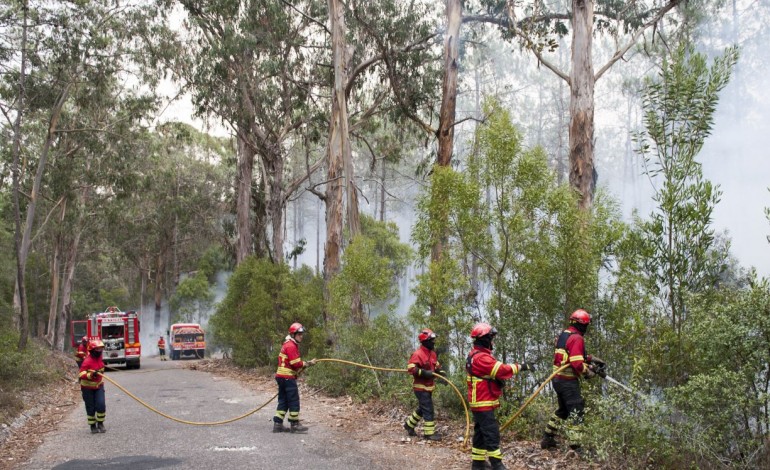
xmin=328 ymin=214 xmax=412 ymax=324
xmin=169 ymin=271 xmax=214 ymax=324
xmin=306 ymin=314 xmax=412 ymax=401
xmin=634 ymin=44 xmax=739 ymax=336
xmin=209 ymin=257 xmax=323 ymax=368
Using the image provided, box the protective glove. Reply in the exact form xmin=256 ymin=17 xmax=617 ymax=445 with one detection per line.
xmin=584 ymin=364 xmax=597 ymax=379
xmin=417 ymin=368 xmax=434 ymax=379
xmin=88 ymin=370 xmax=99 ymax=380
xmin=519 ymin=362 xmax=535 ymax=373
xmin=305 ymin=358 xmax=317 ymax=367
xmin=434 ymin=365 xmax=443 ymax=376
xmin=589 ymin=356 xmax=606 ymax=366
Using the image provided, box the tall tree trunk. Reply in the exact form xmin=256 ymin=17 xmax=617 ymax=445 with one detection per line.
xmin=154 ymin=255 xmax=166 ymax=331
xmin=12 ymin=1 xmax=29 ymax=348
xmin=45 ymin=200 xmax=66 ymax=347
xmin=431 ymin=0 xmax=462 ymax=266
xmin=324 ymin=0 xmax=351 ymax=304
xmin=379 ymin=158 xmax=386 ymax=222
xmin=569 ymin=0 xmax=596 ymax=210
xmin=14 ymin=83 xmax=71 ymax=349
xmin=55 ymin=158 xmax=90 ymax=351
xmin=266 ymin=154 xmax=285 ymax=264
xmin=56 ymin=231 xmax=82 ymax=351
xmin=235 ymin=133 xmax=255 ymax=264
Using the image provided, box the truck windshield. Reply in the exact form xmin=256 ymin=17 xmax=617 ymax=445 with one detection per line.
xmin=102 ymin=325 xmax=124 ymax=339
xmin=175 ymin=334 xmax=198 ymax=343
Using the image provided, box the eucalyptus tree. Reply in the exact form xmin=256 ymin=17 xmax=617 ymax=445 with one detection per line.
xmin=0 ymin=0 xmax=169 ymax=348
xmin=465 ymin=0 xmax=689 ymax=210
xmin=106 ymin=122 xmax=231 ymax=331
xmin=321 ymin=0 xmax=440 ymax=285
xmin=165 ymin=0 xmax=326 ymax=265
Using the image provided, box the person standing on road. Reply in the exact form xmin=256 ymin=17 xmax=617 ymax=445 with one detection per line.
xmin=158 ymin=335 xmax=167 ymax=361
xmin=74 ymin=336 xmax=88 ymax=369
xmin=466 ymin=323 xmax=533 ymax=470
xmin=273 ymin=322 xmax=316 ymax=434
xmin=540 ymin=309 xmax=604 ymax=456
xmin=403 ymin=328 xmax=442 ymax=441
xmin=79 ymin=339 xmax=107 ymax=434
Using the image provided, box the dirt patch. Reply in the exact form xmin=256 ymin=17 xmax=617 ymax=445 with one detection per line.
xmin=188 ymin=359 xmax=599 ymax=470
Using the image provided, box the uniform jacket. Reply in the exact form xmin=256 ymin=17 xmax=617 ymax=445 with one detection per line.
xmin=552 ymin=325 xmax=592 ymax=380
xmin=276 ymin=337 xmax=305 ymax=379
xmin=407 ymin=345 xmax=441 ymax=392
xmin=465 ymin=345 xmax=522 ymax=411
xmin=158 ymin=338 xmax=166 ymax=349
xmin=79 ymin=354 xmax=105 ymax=390
xmin=75 ymin=343 xmax=87 ymax=364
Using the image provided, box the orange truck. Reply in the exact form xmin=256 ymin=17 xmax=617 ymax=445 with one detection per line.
xmin=168 ymin=323 xmax=206 ymax=360
xmin=71 ymin=306 xmax=142 ymax=369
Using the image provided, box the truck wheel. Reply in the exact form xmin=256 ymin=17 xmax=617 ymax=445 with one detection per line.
xmin=196 ymin=349 xmax=205 ymax=359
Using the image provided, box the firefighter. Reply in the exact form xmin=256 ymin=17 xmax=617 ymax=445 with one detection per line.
xmin=466 ymin=322 xmax=533 ymax=470
xmin=74 ymin=336 xmax=88 ymax=368
xmin=273 ymin=322 xmax=316 ymax=434
xmin=403 ymin=328 xmax=442 ymax=441
xmin=158 ymin=335 xmax=167 ymax=361
xmin=540 ymin=309 xmax=604 ymax=455
xmin=79 ymin=339 xmax=107 ymax=434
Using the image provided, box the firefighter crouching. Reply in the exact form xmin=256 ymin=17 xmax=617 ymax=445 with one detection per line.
xmin=540 ymin=309 xmax=605 ymax=455
xmin=403 ymin=328 xmax=442 ymax=441
xmin=466 ymin=323 xmax=533 ymax=470
xmin=273 ymin=322 xmax=317 ymax=434
xmin=79 ymin=339 xmax=107 ymax=434
xmin=74 ymin=336 xmax=88 ymax=369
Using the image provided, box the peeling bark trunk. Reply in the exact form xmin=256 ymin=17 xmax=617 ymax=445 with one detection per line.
xmin=324 ymin=0 xmax=351 ymax=299
xmin=431 ymin=0 xmax=462 ymax=267
xmin=569 ymin=0 xmax=596 ymax=210
xmin=236 ymin=133 xmax=255 ymax=264
xmin=265 ymin=153 xmax=285 ymax=264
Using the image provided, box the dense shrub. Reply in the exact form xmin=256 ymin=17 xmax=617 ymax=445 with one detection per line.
xmin=208 ymin=257 xmax=323 ymax=368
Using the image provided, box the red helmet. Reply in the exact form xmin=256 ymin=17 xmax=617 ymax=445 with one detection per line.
xmin=87 ymin=339 xmax=105 ymax=351
xmin=81 ymin=336 xmax=88 ymax=343
xmin=569 ymin=309 xmax=591 ymax=325
xmin=288 ymin=323 xmax=305 ymax=335
xmin=418 ymin=328 xmax=436 ymax=342
xmin=470 ymin=322 xmax=497 ymax=339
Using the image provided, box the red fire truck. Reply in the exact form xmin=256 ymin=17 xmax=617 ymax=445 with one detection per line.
xmin=71 ymin=306 xmax=142 ymax=369
xmin=168 ymin=323 xmax=205 ymax=360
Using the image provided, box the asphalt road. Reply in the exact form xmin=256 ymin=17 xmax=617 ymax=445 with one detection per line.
xmin=21 ymin=356 xmax=395 ymax=470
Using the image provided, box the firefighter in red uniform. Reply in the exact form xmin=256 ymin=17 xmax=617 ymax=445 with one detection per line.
xmin=540 ymin=309 xmax=604 ymax=455
xmin=273 ymin=322 xmax=316 ymax=434
xmin=403 ymin=328 xmax=442 ymax=440
xmin=79 ymin=339 xmax=107 ymax=434
xmin=158 ymin=336 xmax=167 ymax=361
xmin=74 ymin=336 xmax=88 ymax=368
xmin=466 ymin=323 xmax=532 ymax=470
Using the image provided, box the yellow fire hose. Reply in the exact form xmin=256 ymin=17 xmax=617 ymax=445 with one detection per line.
xmin=98 ymin=359 xmax=567 ymax=446
xmin=499 ymin=364 xmax=569 ymax=432
xmin=102 ymin=373 xmax=278 ymax=425
xmin=314 ymin=358 xmax=471 ymax=446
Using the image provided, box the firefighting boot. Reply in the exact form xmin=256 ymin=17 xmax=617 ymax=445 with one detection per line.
xmin=272 ymin=421 xmax=288 ymax=433
xmin=470 ymin=460 xmax=487 ymax=470
xmin=540 ymin=432 xmax=558 ymax=450
xmin=289 ymin=421 xmax=308 ymax=434
xmin=489 ymin=458 xmax=507 ymax=470
xmin=90 ymin=424 xmax=98 ymax=434
xmin=97 ymin=422 xmax=106 ymax=433
xmin=403 ymin=422 xmax=417 ymax=437
xmin=422 ymin=432 xmax=442 ymax=441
